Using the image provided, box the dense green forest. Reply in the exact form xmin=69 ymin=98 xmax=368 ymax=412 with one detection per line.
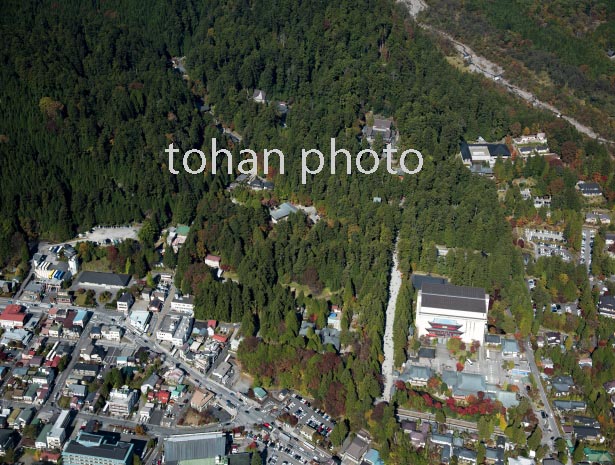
xmin=422 ymin=0 xmax=615 ymax=140
xmin=0 ymin=0 xmax=598 ymax=456
xmin=0 ymin=0 xmax=213 ymax=268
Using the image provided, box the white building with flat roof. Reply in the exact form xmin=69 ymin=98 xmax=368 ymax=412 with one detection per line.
xmin=107 ymin=387 xmax=138 ymax=418
xmin=171 ymin=295 xmax=194 ymax=315
xmin=156 ymin=315 xmax=193 ymax=347
xmin=415 ymin=283 xmax=488 ymax=343
xmin=47 ymin=409 xmax=71 ymax=449
xmin=128 ymin=310 xmax=151 ymax=333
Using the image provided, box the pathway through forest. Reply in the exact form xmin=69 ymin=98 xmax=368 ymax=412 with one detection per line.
xmin=381 ymin=234 xmax=402 ymax=401
xmin=398 ymin=0 xmax=614 ymax=145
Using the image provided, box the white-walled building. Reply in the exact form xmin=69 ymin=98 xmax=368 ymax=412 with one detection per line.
xmin=170 ymin=295 xmax=195 ymax=315
xmin=47 ymin=409 xmax=71 ymax=449
xmin=107 ymin=387 xmax=138 ymax=417
xmin=156 ymin=315 xmax=193 ymax=347
xmin=415 ymin=283 xmax=489 ymax=343
xmin=101 ymin=325 xmax=123 ymax=342
xmin=128 ymin=310 xmax=152 ymax=333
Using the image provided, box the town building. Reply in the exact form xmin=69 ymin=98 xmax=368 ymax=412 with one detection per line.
xmin=62 ymin=432 xmax=134 ymax=465
xmin=101 ymin=325 xmax=123 ymax=342
xmin=0 ymin=304 xmax=27 ymax=329
xmin=106 ymin=387 xmax=138 ymax=418
xmin=75 ymin=271 xmax=131 ymax=290
xmin=415 ymin=283 xmax=489 ymax=343
xmin=171 ymin=295 xmax=195 ymax=315
xmin=190 ymin=388 xmax=214 ymax=413
xmin=156 ymin=315 xmax=193 ymax=347
xmin=128 ymin=310 xmax=151 ymax=333
xmin=460 ymin=140 xmax=511 ymax=168
xmin=163 ymin=432 xmax=227 ymax=465
xmin=116 ymin=293 xmax=134 ymax=312
xmin=47 ymin=410 xmax=72 ymax=449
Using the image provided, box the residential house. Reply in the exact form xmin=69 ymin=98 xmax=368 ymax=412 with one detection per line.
xmin=341 ymin=430 xmax=371 ymax=465
xmin=577 ymin=181 xmax=602 ymax=197
xmin=553 ymin=400 xmax=586 ymax=412
xmin=0 ymin=430 xmax=15 ymax=456
xmin=550 ymin=375 xmax=574 ymax=396
xmin=585 ymin=212 xmax=611 ymax=225
xmin=328 ymin=306 xmax=342 ymax=331
xmin=533 ymin=196 xmax=551 ymax=209
xmin=270 ymin=202 xmax=299 ymax=223
xmin=252 ymin=89 xmax=266 ymax=104
xmin=73 ymin=363 xmax=100 ymax=378
xmin=205 ymin=255 xmax=221 ymax=269
xmin=363 ymin=117 xmax=396 ymax=145
xmin=545 ymin=332 xmax=562 ymax=346
xmin=140 ymin=374 xmax=160 ymax=395
xmin=603 ymin=380 xmax=615 ymax=395
xmin=573 ymin=426 xmax=602 ymax=442
xmin=35 ymin=423 xmax=53 ymax=449
xmin=598 ymin=295 xmax=615 ymax=319
xmin=508 ymin=458 xmax=534 ymax=465
xmin=148 ymin=298 xmax=163 ymax=313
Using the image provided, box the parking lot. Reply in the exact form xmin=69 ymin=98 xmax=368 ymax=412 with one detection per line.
xmin=71 ymin=225 xmax=140 ymax=245
xmin=244 ymin=429 xmax=324 ymax=465
xmin=284 ymin=394 xmax=335 ymax=438
xmin=581 ymin=228 xmax=594 ymax=271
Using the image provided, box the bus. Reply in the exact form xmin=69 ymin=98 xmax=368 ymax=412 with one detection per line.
xmin=301 ymin=441 xmax=315 ymax=451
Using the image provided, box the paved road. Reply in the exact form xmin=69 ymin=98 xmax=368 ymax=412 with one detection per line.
xmin=399 ymin=0 xmax=615 ymax=145
xmin=381 ymin=235 xmax=402 ymax=402
xmin=47 ymin=319 xmax=101 ymax=405
xmin=74 ymin=410 xmax=225 ymax=436
xmin=524 ymin=341 xmax=559 ymax=447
